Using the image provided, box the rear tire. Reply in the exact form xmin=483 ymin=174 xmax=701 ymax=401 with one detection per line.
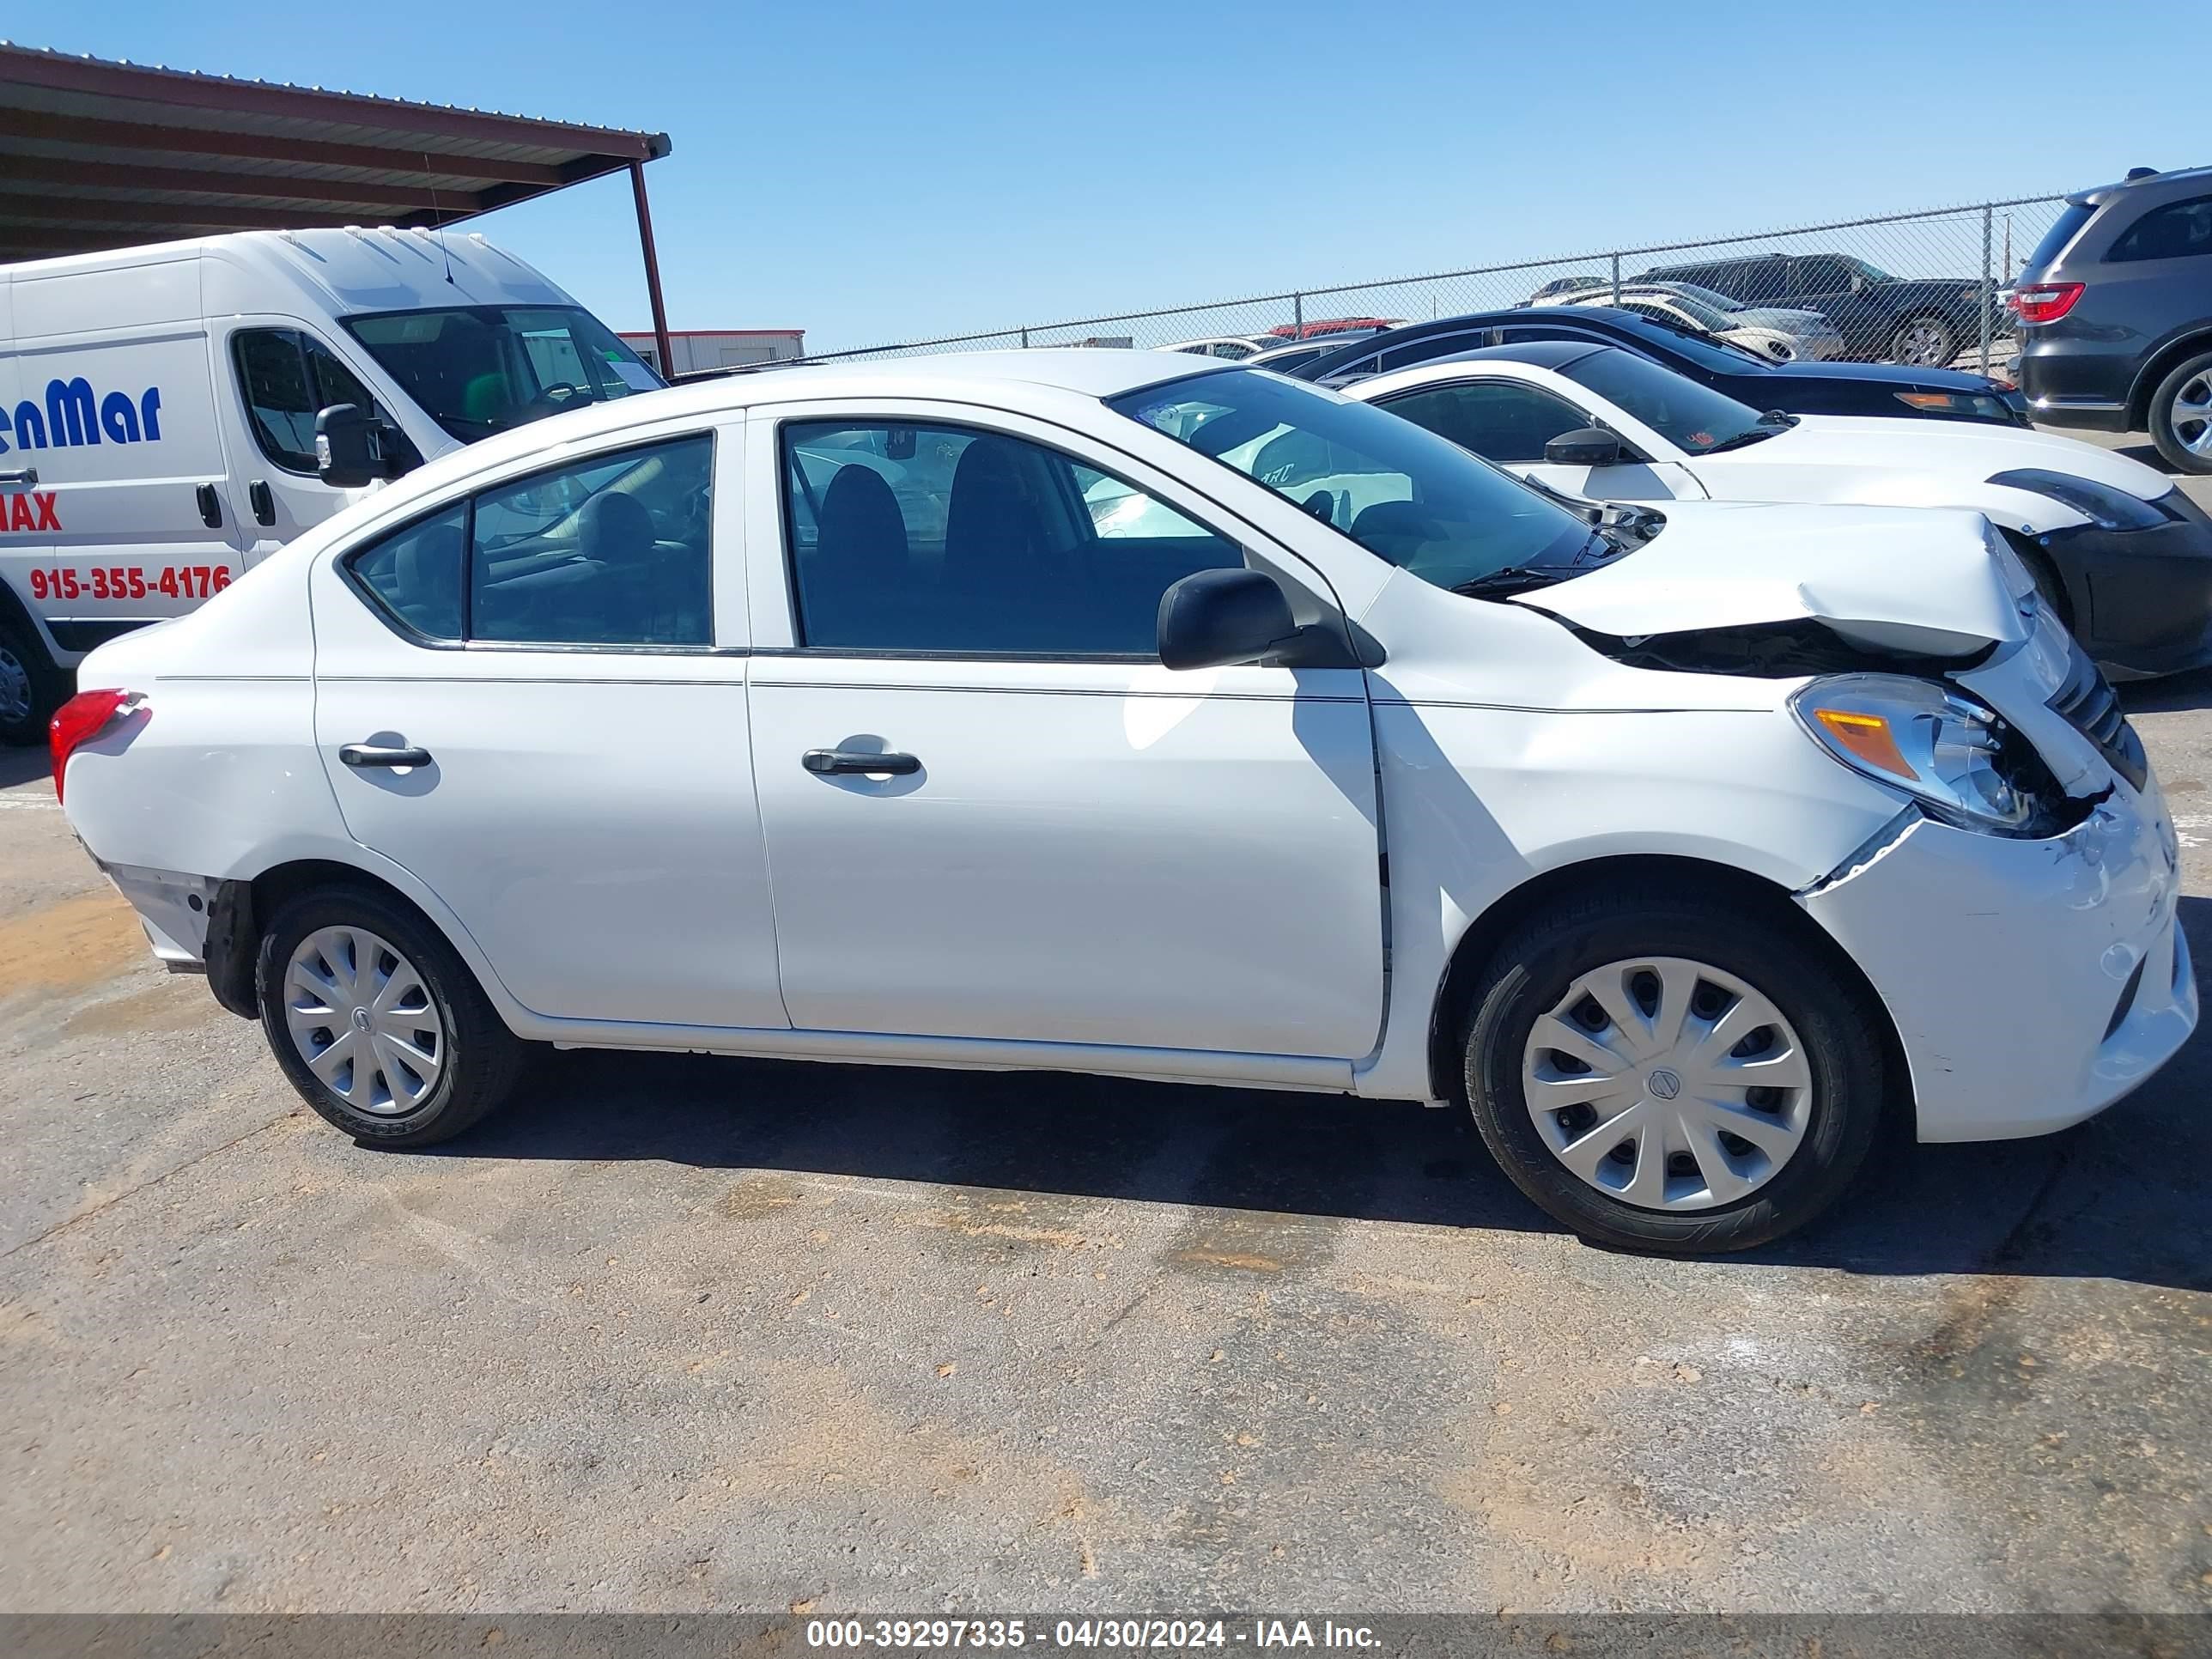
xmin=0 ymin=614 xmax=68 ymax=748
xmin=1459 ymin=886 xmax=1887 ymax=1255
xmin=2147 ymin=350 xmax=2212 ymax=477
xmin=256 ymin=883 xmax=527 ymax=1146
xmin=1888 ymin=313 xmax=1957 ymax=368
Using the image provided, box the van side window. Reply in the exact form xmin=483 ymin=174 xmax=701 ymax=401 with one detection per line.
xmin=234 ymin=330 xmax=421 ymax=477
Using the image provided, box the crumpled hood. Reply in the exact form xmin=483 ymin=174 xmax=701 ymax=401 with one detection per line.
xmin=1522 ymin=501 xmax=2027 ymax=656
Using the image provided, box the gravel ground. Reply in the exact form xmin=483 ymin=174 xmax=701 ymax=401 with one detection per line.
xmin=3 ymin=464 xmax=2209 ymax=1618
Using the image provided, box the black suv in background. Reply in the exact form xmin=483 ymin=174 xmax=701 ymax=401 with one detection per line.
xmin=1632 ymin=252 xmax=1998 ymax=368
xmin=1287 ymin=307 xmax=2030 ymax=425
xmin=2012 ymin=165 xmax=2212 ymax=475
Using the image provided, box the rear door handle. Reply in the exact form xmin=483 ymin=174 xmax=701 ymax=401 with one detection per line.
xmin=802 ymin=748 xmax=920 ymax=776
xmin=0 ymin=466 xmax=38 ymax=487
xmin=194 ymin=483 xmax=222 ymax=528
xmin=340 ymin=742 xmax=434 ymax=769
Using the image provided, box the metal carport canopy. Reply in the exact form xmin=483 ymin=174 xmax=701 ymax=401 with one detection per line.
xmin=0 ymin=41 xmax=676 ymax=371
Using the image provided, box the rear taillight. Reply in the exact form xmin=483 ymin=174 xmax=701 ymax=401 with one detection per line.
xmin=50 ymin=689 xmax=144 ymax=803
xmin=2008 ymin=282 xmax=2085 ymax=325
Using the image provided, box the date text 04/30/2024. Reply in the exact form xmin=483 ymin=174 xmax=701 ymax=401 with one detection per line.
xmin=804 ymin=1620 xmax=1382 ymax=1650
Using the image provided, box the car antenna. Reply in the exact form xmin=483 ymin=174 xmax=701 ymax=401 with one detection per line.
xmin=424 ymin=153 xmax=457 ymax=285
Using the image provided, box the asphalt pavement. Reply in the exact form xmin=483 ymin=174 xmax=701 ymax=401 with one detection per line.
xmin=2 ymin=453 xmax=2209 ymax=1616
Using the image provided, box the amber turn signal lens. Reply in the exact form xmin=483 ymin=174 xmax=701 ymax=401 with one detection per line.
xmin=1812 ymin=708 xmax=1915 ymax=779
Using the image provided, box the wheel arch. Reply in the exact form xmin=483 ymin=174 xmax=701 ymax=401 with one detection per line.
xmin=211 ymin=854 xmax=519 ymax=1029
xmin=1421 ymin=852 xmax=1909 ymax=1119
xmin=2126 ymin=327 xmax=2212 ymax=428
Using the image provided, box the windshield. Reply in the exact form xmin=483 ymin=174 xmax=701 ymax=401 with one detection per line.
xmin=1666 ymin=281 xmax=1749 ymax=314
xmin=1109 ymin=368 xmax=1595 ymax=593
xmin=1557 ymin=348 xmax=1778 ymax=455
xmin=1598 ymin=309 xmax=1774 ymax=371
xmin=343 ymin=306 xmax=664 ymax=442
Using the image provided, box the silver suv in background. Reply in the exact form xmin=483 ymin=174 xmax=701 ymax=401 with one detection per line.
xmin=2012 ymin=164 xmax=2212 ymax=474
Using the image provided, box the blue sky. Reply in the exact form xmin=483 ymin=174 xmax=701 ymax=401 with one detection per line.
xmin=25 ymin=1 xmax=2211 ymax=349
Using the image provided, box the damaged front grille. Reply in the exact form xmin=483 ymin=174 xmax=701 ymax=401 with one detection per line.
xmin=2050 ymin=638 xmax=2149 ymax=791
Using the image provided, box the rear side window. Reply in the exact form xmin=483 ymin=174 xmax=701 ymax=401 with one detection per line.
xmin=350 ymin=505 xmax=466 ymax=641
xmin=343 ymin=434 xmax=714 ymax=648
xmin=2109 ymin=195 xmax=2212 ymax=263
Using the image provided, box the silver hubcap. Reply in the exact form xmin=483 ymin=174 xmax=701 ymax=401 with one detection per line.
xmin=2172 ymin=372 xmax=2212 ymax=457
xmin=0 ymin=645 xmax=30 ymax=726
xmin=283 ymin=927 xmax=446 ymax=1116
xmin=1522 ymin=956 xmax=1814 ymax=1212
xmin=1893 ymin=319 xmax=1951 ymax=366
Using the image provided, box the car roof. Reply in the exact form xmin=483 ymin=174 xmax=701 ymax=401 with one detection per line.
xmin=1413 ymin=341 xmax=1607 ymax=374
xmin=2071 ymin=163 xmax=2212 ymax=206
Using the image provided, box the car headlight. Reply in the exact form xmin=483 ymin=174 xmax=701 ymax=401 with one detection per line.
xmin=1791 ymin=674 xmax=2055 ymax=834
xmin=1985 ymin=468 xmax=2169 ymax=531
xmin=1893 ymin=391 xmax=2014 ymax=421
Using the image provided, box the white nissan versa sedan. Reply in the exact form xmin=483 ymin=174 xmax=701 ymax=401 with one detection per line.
xmin=52 ymin=351 xmax=2194 ymax=1254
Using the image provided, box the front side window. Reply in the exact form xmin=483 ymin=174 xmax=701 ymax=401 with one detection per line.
xmin=234 ymin=329 xmax=421 ymax=476
xmin=1557 ymin=348 xmax=1778 ymax=455
xmin=2110 ymin=195 xmax=2212 ymax=262
xmin=343 ymin=434 xmax=713 ymax=648
xmin=1790 ymin=257 xmax=1857 ymax=295
xmin=782 ymin=421 xmax=1243 ymax=655
xmin=1112 ymin=368 xmax=1592 ymax=595
xmin=1376 ymin=380 xmax=1590 ymax=465
xmin=344 ymin=307 xmax=664 ymax=443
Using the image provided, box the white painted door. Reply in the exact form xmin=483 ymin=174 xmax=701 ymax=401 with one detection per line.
xmin=745 ymin=408 xmax=1385 ymax=1058
xmin=310 ymin=421 xmax=786 ymax=1031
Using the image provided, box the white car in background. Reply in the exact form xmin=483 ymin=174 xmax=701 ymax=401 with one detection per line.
xmin=1160 ymin=335 xmax=1268 ymax=361
xmin=53 ymin=352 xmax=2191 ymax=1255
xmin=1533 ymin=283 xmax=1837 ymax=363
xmin=1349 ymin=340 xmax=2212 ymax=679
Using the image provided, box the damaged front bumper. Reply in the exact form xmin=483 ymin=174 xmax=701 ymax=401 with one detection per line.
xmin=1796 ymin=783 xmax=2195 ymax=1142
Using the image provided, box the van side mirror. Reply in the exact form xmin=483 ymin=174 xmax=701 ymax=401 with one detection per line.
xmin=1544 ymin=428 xmax=1625 ymax=467
xmin=1158 ymin=568 xmax=1298 ymax=671
xmin=315 ymin=404 xmax=407 ymax=488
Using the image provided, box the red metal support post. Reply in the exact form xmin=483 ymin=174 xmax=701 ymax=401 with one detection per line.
xmin=629 ymin=161 xmax=674 ymax=379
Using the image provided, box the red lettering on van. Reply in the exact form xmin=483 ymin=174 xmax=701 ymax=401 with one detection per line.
xmin=2 ymin=493 xmax=60 ymax=532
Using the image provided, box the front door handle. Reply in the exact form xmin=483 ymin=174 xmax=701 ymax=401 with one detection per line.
xmin=249 ymin=480 xmax=276 ymax=526
xmin=339 ymin=742 xmax=434 ymax=769
xmin=802 ymin=747 xmax=920 ymax=776
xmin=0 ymin=466 xmax=38 ymax=487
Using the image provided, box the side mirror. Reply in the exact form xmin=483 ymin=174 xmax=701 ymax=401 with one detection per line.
xmin=1157 ymin=568 xmax=1298 ymax=671
xmin=314 ymin=404 xmax=380 ymax=489
xmin=307 ymin=406 xmax=402 ymax=490
xmin=1849 ymin=273 xmax=1868 ymax=295
xmin=1544 ymin=428 xmax=1625 ymax=467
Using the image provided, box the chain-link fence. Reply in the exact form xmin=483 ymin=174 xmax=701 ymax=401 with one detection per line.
xmin=799 ymin=194 xmax=2072 ymax=378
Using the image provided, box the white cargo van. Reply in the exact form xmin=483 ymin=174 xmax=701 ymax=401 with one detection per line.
xmin=0 ymin=227 xmax=664 ymax=742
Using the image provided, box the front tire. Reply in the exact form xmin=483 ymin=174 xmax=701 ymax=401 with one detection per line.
xmin=0 ymin=614 xmax=68 ymax=748
xmin=1888 ymin=313 xmax=1957 ymax=368
xmin=257 ymin=884 xmax=527 ymax=1146
xmin=2147 ymin=350 xmax=2212 ymax=476
xmin=1460 ymin=887 xmax=1887 ymax=1254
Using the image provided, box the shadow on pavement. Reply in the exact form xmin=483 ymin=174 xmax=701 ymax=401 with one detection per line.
xmin=0 ymin=745 xmax=51 ymax=790
xmin=434 ymin=908 xmax=2212 ymax=1292
xmin=2121 ymin=667 xmax=2212 ymax=716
